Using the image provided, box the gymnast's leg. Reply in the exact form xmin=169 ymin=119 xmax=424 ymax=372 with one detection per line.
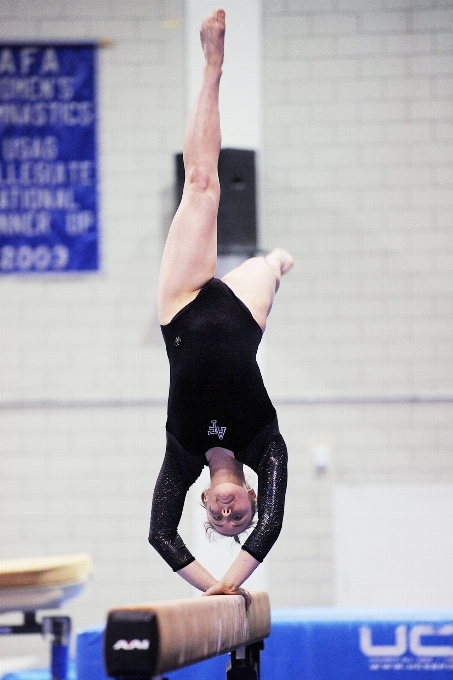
xmin=157 ymin=9 xmax=225 ymax=325
xmin=222 ymin=248 xmax=294 ymax=331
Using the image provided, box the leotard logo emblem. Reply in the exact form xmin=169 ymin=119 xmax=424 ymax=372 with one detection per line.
xmin=208 ymin=419 xmax=226 ymax=440
xmin=174 ymin=336 xmax=181 ymax=346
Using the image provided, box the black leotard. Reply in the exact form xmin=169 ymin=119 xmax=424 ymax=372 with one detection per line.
xmin=149 ymin=278 xmax=287 ymax=571
xmin=162 ymin=278 xmax=276 ymax=454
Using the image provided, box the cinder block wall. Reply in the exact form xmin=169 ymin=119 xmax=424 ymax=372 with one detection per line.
xmin=0 ymin=0 xmax=452 ymax=665
xmin=262 ymin=0 xmax=453 ymax=605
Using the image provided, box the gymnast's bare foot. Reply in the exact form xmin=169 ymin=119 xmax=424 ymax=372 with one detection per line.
xmin=200 ymin=8 xmax=225 ymax=69
xmin=266 ymin=248 xmax=294 ymax=276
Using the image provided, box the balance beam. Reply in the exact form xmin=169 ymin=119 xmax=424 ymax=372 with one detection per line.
xmin=104 ymin=591 xmax=270 ymax=679
xmin=0 ymin=553 xmax=93 ymax=613
xmin=0 ymin=554 xmax=93 ymax=680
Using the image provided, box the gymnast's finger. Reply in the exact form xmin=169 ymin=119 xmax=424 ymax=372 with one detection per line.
xmin=239 ymin=587 xmax=252 ymax=610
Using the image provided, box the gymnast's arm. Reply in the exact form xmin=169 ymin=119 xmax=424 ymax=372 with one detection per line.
xmin=202 ymin=551 xmax=259 ymax=607
xmin=149 ymin=434 xmax=216 ymax=589
xmin=241 ymin=433 xmax=288 ymax=561
xmin=177 ymin=558 xmax=218 ymax=592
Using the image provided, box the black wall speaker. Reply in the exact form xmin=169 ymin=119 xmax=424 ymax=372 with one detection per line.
xmin=175 ymin=148 xmax=257 ymax=255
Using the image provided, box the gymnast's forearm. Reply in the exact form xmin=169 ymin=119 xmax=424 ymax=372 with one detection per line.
xmin=221 ymin=550 xmax=260 ymax=589
xmin=203 ymin=551 xmax=260 ymax=598
xmin=176 ymin=559 xmax=218 ymax=592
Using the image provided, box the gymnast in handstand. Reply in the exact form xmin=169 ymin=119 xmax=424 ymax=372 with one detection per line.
xmin=149 ymin=8 xmax=293 ymax=606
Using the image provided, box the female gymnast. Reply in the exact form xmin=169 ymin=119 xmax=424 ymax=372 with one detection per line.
xmin=149 ymin=8 xmax=293 ymax=606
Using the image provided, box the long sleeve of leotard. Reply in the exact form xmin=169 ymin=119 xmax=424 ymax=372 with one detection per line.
xmin=238 ymin=422 xmax=288 ymax=563
xmin=148 ymin=431 xmax=204 ymax=572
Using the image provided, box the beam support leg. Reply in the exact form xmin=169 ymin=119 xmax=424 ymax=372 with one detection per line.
xmin=227 ymin=641 xmax=263 ymax=680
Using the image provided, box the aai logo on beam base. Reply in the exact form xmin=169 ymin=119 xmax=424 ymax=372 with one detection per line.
xmin=112 ymin=639 xmax=150 ymax=651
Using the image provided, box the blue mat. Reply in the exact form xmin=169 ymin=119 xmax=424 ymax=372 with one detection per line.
xmin=5 ymin=609 xmax=453 ymax=680
xmin=78 ymin=608 xmax=453 ymax=680
xmin=1 ymin=663 xmax=76 ymax=680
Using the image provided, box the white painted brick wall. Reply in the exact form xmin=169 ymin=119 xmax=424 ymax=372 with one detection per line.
xmin=263 ymin=0 xmax=453 ymax=606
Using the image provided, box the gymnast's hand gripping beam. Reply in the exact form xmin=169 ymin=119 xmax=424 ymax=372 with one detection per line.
xmin=104 ymin=590 xmax=271 ymax=680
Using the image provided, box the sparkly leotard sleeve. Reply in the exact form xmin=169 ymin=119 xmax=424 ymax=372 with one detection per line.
xmin=236 ymin=418 xmax=287 ymax=563
xmin=149 ymin=431 xmax=203 ymax=571
xmin=149 ymin=279 xmax=287 ymax=572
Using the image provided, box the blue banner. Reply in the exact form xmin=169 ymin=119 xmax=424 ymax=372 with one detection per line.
xmin=0 ymin=44 xmax=98 ymax=274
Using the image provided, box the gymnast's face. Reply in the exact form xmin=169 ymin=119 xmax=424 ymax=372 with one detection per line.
xmin=204 ymin=483 xmax=256 ymax=536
